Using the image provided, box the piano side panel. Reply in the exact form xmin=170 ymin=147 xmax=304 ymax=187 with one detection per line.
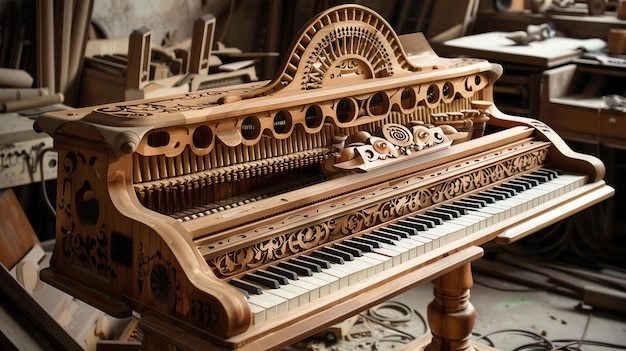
xmin=485 ymin=105 xmax=606 ymax=182
xmin=44 ymin=136 xmax=252 ymax=339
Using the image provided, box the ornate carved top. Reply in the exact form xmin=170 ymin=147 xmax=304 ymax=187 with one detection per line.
xmin=244 ymin=5 xmax=424 ymax=96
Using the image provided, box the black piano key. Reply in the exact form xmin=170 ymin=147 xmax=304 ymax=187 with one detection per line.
xmin=312 ymin=250 xmax=345 ymax=264
xmin=229 ymin=278 xmax=262 ymax=295
xmin=256 ymin=270 xmax=289 ymax=285
xmin=483 ymin=189 xmax=508 ymax=200
xmin=267 ymin=265 xmax=298 ymax=280
xmin=230 ymin=285 xmax=251 ymax=299
xmin=441 ymin=203 xmax=468 ymax=215
xmin=461 ymin=197 xmax=487 ymax=207
xmin=500 ymin=182 xmax=524 ymax=192
xmin=426 ymin=209 xmax=453 ymax=221
xmin=280 ymin=261 xmax=314 ymax=276
xmin=415 ymin=213 xmax=443 ymax=226
xmin=353 ymin=236 xmax=383 ymax=248
xmin=389 ymin=223 xmax=419 ymax=236
xmin=522 ymin=173 xmax=549 ymax=183
xmin=379 ymin=226 xmax=410 ymax=238
xmin=469 ymin=194 xmax=496 ymax=204
xmin=535 ymin=168 xmax=560 ymax=179
xmin=322 ymin=246 xmax=354 ymax=261
xmin=510 ymin=179 xmax=531 ymax=191
xmin=454 ymin=200 xmax=481 ymax=209
xmin=494 ymin=185 xmax=517 ymax=197
xmin=299 ymin=255 xmax=331 ymax=269
xmin=436 ymin=207 xmax=461 ymax=218
xmin=518 ymin=175 xmax=540 ymax=187
xmin=244 ymin=273 xmax=280 ymax=289
xmin=342 ymin=239 xmax=374 ymax=253
xmin=333 ymin=243 xmax=363 ymax=257
xmin=403 ymin=216 xmax=435 ymax=229
xmin=373 ymin=229 xmax=403 ymax=241
xmin=364 ymin=233 xmax=396 ymax=245
xmin=398 ymin=219 xmax=428 ymax=232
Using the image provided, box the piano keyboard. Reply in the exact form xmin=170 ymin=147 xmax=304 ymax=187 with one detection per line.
xmin=230 ymin=169 xmax=585 ymax=323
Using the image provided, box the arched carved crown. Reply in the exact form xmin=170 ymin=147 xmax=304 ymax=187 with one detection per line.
xmin=245 ymin=5 xmax=422 ymax=97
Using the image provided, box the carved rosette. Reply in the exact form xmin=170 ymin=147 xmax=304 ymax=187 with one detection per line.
xmin=209 ymin=148 xmax=549 ymax=277
xmin=137 ymin=242 xmax=221 ymax=329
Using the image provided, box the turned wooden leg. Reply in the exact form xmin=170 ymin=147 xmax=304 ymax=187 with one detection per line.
xmin=425 ymin=263 xmax=475 ymax=351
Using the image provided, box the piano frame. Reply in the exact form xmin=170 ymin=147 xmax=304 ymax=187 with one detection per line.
xmin=35 ymin=5 xmax=614 ymax=351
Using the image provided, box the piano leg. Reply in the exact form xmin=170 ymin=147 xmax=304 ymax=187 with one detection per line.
xmin=426 ymin=263 xmax=475 ymax=351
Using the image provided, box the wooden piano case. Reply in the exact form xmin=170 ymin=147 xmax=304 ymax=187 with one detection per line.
xmin=35 ymin=5 xmax=614 ymax=351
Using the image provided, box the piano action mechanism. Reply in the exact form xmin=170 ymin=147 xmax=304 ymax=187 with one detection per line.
xmin=35 ymin=5 xmax=614 ymax=351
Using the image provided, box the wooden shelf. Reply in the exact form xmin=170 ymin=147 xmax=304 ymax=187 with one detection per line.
xmin=472 ymin=9 xmax=626 ymax=40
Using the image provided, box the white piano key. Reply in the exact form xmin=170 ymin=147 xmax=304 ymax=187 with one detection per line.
xmin=409 ymin=235 xmax=430 ymax=255
xmin=448 ymin=217 xmax=476 ymax=236
xmin=358 ymin=253 xmax=386 ymax=276
xmin=288 ymin=277 xmax=321 ymax=301
xmin=464 ymin=213 xmax=490 ymax=230
xmin=321 ymin=265 xmax=351 ymax=289
xmin=372 ymin=246 xmax=404 ymax=266
xmin=263 ymin=286 xmax=299 ymax=311
xmin=298 ymin=274 xmax=332 ymax=297
xmin=400 ymin=236 xmax=428 ymax=257
xmin=311 ymin=271 xmax=341 ymax=293
xmin=329 ymin=258 xmax=370 ymax=285
xmin=249 ymin=303 xmax=266 ymax=325
xmin=248 ymin=292 xmax=288 ymax=321
xmin=280 ymin=281 xmax=310 ymax=306
xmin=422 ymin=232 xmax=443 ymax=250
xmin=393 ymin=238 xmax=423 ymax=259
xmin=363 ymin=251 xmax=394 ymax=271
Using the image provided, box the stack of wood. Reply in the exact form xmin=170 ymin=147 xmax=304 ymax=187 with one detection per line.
xmin=36 ymin=0 xmax=94 ymax=107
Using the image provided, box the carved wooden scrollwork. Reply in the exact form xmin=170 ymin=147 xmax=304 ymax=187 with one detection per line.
xmin=57 ymin=149 xmax=117 ymax=280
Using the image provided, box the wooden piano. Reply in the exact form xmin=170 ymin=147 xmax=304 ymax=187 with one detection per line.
xmin=35 ymin=5 xmax=614 ymax=351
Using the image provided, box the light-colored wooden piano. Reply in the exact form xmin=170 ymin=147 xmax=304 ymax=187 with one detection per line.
xmin=35 ymin=5 xmax=614 ymax=351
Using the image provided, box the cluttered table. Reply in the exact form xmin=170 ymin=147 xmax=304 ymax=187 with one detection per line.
xmin=437 ymin=31 xmax=607 ymax=68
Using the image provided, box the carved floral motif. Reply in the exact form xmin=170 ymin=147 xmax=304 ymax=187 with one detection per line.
xmin=137 ymin=242 xmax=219 ymax=328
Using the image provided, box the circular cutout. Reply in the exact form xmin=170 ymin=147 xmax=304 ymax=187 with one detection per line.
xmin=147 ymin=131 xmax=170 ymax=148
xmin=335 ymin=98 xmax=357 ymax=123
xmin=426 ymin=84 xmax=439 ymax=104
xmin=241 ymin=116 xmax=262 ymax=141
xmin=273 ymin=110 xmax=292 ymax=134
xmin=366 ymin=92 xmax=390 ymax=116
xmin=442 ymin=82 xmax=454 ymax=100
xmin=400 ymin=87 xmax=416 ymax=110
xmin=192 ymin=125 xmax=213 ymax=149
xmin=304 ymin=105 xmax=323 ymax=129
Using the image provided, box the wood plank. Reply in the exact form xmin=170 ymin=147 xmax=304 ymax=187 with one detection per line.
xmin=0 ymin=189 xmax=39 ymax=270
